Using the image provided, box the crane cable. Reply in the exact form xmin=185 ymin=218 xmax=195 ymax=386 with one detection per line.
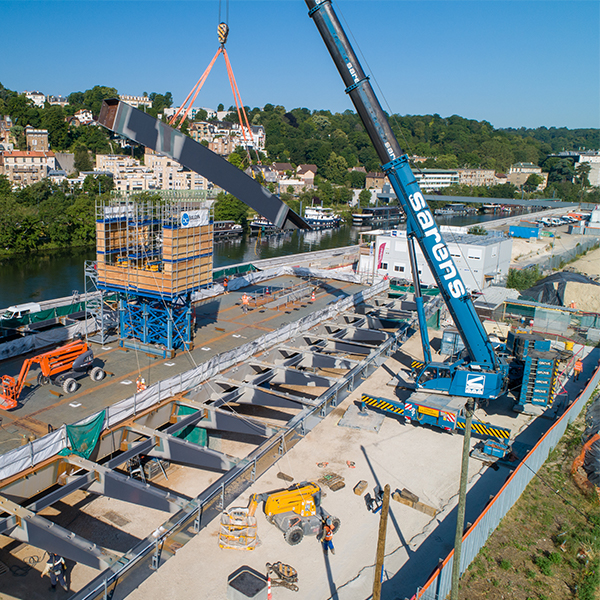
xmin=169 ymin=1 xmax=258 ymax=170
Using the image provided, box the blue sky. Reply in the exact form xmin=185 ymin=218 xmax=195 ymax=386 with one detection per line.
xmin=2 ymin=1 xmax=598 ymax=129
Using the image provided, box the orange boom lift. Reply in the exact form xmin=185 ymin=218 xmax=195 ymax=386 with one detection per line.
xmin=0 ymin=339 xmax=105 ymax=410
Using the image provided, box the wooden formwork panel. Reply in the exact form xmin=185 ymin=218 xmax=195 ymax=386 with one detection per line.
xmin=97 ymin=260 xmax=212 ymax=295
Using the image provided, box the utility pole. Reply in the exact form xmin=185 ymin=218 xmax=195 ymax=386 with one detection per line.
xmin=450 ymin=398 xmax=475 ymax=600
xmin=373 ymin=484 xmax=391 ymax=600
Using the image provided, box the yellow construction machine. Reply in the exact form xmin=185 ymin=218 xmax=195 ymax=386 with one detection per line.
xmin=248 ymin=481 xmax=341 ymax=546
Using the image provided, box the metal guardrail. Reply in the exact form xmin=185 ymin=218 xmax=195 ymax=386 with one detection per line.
xmin=412 ymin=359 xmax=600 ymax=600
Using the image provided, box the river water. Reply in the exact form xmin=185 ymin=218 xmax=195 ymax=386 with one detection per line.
xmin=0 ymin=212 xmax=506 ymax=308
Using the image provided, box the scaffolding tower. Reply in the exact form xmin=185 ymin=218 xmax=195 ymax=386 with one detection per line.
xmin=94 ymin=190 xmax=214 ymax=357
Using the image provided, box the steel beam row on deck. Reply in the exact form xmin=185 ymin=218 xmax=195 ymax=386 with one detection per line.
xmin=0 ymin=301 xmax=402 ymax=578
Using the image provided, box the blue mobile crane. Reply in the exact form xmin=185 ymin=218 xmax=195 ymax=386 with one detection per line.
xmin=306 ymin=0 xmax=508 ymax=402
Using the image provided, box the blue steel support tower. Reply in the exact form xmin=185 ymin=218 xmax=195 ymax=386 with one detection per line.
xmin=95 ymin=191 xmax=213 ymax=358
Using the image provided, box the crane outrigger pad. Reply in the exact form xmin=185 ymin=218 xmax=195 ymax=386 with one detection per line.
xmin=97 ymin=99 xmax=310 ymax=231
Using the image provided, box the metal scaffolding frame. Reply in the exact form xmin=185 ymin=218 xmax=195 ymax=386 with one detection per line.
xmin=94 ymin=191 xmax=214 ymax=356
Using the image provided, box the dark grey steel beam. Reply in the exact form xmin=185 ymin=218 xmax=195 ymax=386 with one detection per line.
xmin=175 ymin=399 xmax=278 ymax=437
xmin=97 ymin=99 xmax=309 ymax=230
xmin=63 ymin=456 xmax=188 ymax=513
xmin=0 ymin=495 xmax=121 ymax=570
xmin=224 ymin=385 xmax=311 ymax=409
xmin=276 ymin=347 xmax=359 ymax=371
xmin=127 ymin=424 xmax=238 ymax=472
xmin=268 ymin=365 xmax=338 ymax=388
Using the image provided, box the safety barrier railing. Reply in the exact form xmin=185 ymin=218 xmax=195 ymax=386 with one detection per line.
xmin=412 ymin=359 xmax=600 ymax=600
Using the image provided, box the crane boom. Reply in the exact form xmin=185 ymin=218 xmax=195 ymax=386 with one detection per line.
xmin=306 ymin=0 xmax=506 ymax=399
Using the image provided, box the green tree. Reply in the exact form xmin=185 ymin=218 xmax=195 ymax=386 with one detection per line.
xmin=323 ymin=152 xmax=348 ymax=184
xmin=523 ymin=173 xmax=543 ymax=193
xmin=347 ymin=170 xmax=366 ymax=189
xmin=74 ymin=146 xmax=93 ymax=172
xmin=358 ymin=189 xmax=372 ymax=206
xmin=548 ymin=159 xmax=575 ymax=183
xmin=506 ymin=265 xmax=543 ymax=291
xmin=42 ymin=105 xmax=69 ymax=150
xmin=214 ymin=193 xmax=248 ymax=225
xmin=575 ymin=161 xmax=591 ymax=188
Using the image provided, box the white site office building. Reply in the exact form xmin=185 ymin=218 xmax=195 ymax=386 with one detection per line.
xmin=362 ymin=227 xmax=513 ymax=292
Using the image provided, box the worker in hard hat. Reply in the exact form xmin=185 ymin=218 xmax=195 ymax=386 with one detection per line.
xmin=242 ymin=293 xmax=250 ymax=314
xmin=41 ymin=553 xmax=68 ymax=592
xmin=321 ymin=516 xmax=335 ymax=555
xmin=574 ymin=359 xmax=583 ymax=381
xmin=136 ymin=377 xmax=147 ymax=392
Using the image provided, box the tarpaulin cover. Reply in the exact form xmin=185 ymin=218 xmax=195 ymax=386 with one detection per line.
xmin=584 ymin=397 xmax=600 ymax=485
xmin=1 ymin=302 xmax=86 ymax=328
xmin=59 ymin=410 xmax=106 ymax=459
xmin=213 ymin=264 xmax=258 ymax=280
xmin=520 ymin=272 xmax=600 ymax=306
xmin=0 ymin=318 xmax=97 ymax=362
xmin=174 ymin=405 xmax=208 ymax=446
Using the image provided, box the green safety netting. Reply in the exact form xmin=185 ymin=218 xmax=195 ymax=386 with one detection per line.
xmin=174 ymin=405 xmax=208 ymax=446
xmin=213 ymin=264 xmax=258 ymax=280
xmin=59 ymin=410 xmax=106 ymax=459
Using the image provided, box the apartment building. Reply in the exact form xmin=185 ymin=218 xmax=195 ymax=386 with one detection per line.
xmin=1 ymin=151 xmax=56 ymax=187
xmin=143 ymin=152 xmax=209 ymax=191
xmin=119 ymin=94 xmax=153 ymax=109
xmin=457 ymin=168 xmax=497 ymax=187
xmin=24 ymin=91 xmax=46 ymax=107
xmin=507 ymin=162 xmax=548 ymax=190
xmin=413 ymin=168 xmax=459 ymax=191
xmin=188 ymin=121 xmax=265 ymax=155
xmin=25 ymin=128 xmax=49 ymax=152
xmin=366 ymin=172 xmax=386 ymax=189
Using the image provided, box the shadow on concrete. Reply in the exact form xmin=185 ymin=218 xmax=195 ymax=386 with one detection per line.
xmin=322 ymin=545 xmax=339 ymax=600
xmin=380 ymin=461 xmax=514 ymax=600
xmin=360 ymin=445 xmax=413 ymax=559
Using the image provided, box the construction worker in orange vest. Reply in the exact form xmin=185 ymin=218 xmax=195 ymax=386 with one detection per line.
xmin=242 ymin=292 xmax=250 ymax=313
xmin=321 ymin=517 xmax=335 ymax=555
xmin=574 ymin=359 xmax=583 ymax=381
xmin=136 ymin=377 xmax=146 ymax=392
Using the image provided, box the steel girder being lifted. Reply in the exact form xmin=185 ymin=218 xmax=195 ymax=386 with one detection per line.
xmin=97 ymin=99 xmax=310 ymax=232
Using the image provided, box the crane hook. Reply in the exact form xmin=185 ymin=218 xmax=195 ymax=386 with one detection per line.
xmin=217 ymin=22 xmax=229 ymax=46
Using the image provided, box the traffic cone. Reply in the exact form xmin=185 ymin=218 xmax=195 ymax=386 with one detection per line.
xmin=267 ymin=574 xmax=272 ymax=600
xmin=266 ymin=287 xmax=270 ymax=295
xmin=311 ymin=289 xmax=316 ymax=302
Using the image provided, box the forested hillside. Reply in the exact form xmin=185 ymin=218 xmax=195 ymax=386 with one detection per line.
xmin=0 ymin=82 xmax=598 ymax=257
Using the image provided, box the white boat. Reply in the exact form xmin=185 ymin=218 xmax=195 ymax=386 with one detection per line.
xmin=303 ymin=206 xmax=341 ymax=229
xmin=250 ymin=217 xmax=280 ymax=234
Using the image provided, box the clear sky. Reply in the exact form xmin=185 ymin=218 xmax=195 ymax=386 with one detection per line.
xmin=2 ymin=0 xmax=599 ymax=130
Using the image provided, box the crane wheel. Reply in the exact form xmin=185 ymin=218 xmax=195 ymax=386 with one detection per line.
xmin=89 ymin=367 xmax=106 ymax=382
xmin=62 ymin=378 xmax=78 ymax=394
xmin=331 ymin=516 xmax=341 ymax=535
xmin=284 ymin=526 xmax=304 ymax=546
xmin=37 ymin=374 xmax=50 ymax=386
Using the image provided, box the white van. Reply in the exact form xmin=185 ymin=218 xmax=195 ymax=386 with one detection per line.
xmin=0 ymin=302 xmax=42 ymax=320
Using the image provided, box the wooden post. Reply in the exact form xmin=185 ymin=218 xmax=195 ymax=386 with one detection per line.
xmin=373 ymin=484 xmax=391 ymax=600
xmin=450 ymin=398 xmax=475 ymax=600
